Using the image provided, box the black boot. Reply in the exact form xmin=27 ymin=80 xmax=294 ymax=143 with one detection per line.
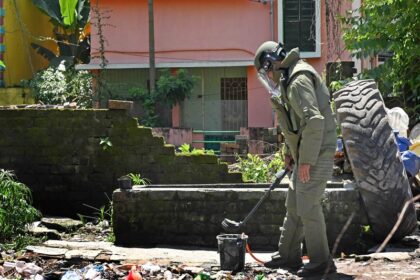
xmin=296 ymin=260 xmax=336 ymax=277
xmin=270 ymin=251 xmax=281 ymax=260
xmin=264 ymin=255 xmax=303 ymax=270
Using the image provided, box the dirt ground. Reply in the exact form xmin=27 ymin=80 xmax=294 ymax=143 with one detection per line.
xmin=335 ymin=258 xmax=420 ymax=280
xmin=1 ymin=219 xmax=419 ymax=280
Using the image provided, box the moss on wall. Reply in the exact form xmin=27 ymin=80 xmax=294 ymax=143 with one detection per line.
xmin=0 ymin=108 xmax=242 ymax=216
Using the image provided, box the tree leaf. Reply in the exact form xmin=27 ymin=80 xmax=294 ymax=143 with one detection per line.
xmin=32 ymin=0 xmax=63 ymax=26
xmin=59 ymin=0 xmax=78 ymax=27
xmin=30 ymin=43 xmax=56 ymax=61
xmin=76 ymin=0 xmax=90 ymax=28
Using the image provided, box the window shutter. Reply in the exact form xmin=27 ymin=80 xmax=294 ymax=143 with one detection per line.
xmin=284 ymin=0 xmax=300 ymax=50
xmin=283 ymin=0 xmax=316 ymax=52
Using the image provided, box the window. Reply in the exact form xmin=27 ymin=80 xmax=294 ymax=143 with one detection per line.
xmin=220 ymin=77 xmax=248 ymax=130
xmin=378 ymin=51 xmax=393 ymax=63
xmin=279 ymin=0 xmax=321 ymax=57
xmin=221 ymin=78 xmax=247 ymax=101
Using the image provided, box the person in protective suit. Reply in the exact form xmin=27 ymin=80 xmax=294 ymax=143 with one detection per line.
xmin=254 ymin=41 xmax=337 ymax=277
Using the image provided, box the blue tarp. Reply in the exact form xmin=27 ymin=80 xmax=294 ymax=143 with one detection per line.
xmin=394 ymin=130 xmax=420 ymax=176
xmin=401 ymin=151 xmax=420 ymax=177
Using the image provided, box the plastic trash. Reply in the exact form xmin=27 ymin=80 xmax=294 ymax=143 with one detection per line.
xmin=61 ymin=270 xmax=83 ymax=280
xmin=394 ymin=130 xmax=412 ymax=152
xmin=164 ymin=270 xmax=173 ymax=279
xmin=126 ymin=266 xmax=142 ymax=280
xmin=409 ymin=123 xmax=420 ymax=141
xmin=387 ymin=107 xmax=409 ymax=137
xmin=410 ymin=142 xmax=420 ymax=156
xmin=401 ymin=150 xmax=420 ymax=177
xmin=194 ymin=273 xmax=211 ymax=280
xmin=84 ymin=267 xmax=100 ymax=280
xmin=2 ymin=261 xmax=16 ymax=274
xmin=336 ymin=138 xmax=343 ymax=152
xmin=141 ymin=262 xmax=160 ymax=274
xmin=80 ymin=264 xmax=105 ymax=280
xmin=15 ymin=261 xmax=42 ymax=277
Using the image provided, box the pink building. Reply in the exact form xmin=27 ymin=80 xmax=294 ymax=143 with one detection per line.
xmin=81 ymin=0 xmax=351 ymax=149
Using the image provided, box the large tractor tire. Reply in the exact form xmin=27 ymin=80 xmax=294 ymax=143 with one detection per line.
xmin=333 ymin=79 xmax=417 ymax=241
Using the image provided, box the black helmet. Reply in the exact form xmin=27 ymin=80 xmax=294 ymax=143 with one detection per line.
xmin=254 ymin=41 xmax=287 ymax=72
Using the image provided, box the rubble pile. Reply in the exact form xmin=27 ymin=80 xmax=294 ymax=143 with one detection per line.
xmin=0 ymin=257 xmax=300 ymax=280
xmin=1 ymin=217 xmax=419 ymax=279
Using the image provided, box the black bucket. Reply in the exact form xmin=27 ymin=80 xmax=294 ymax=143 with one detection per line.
xmin=117 ymin=175 xmax=132 ymax=190
xmin=216 ymin=233 xmax=248 ymax=272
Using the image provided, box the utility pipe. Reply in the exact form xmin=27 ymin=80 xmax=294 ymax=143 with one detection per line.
xmin=148 ymin=0 xmax=156 ymax=95
xmin=0 ymin=0 xmax=4 ymax=87
xmin=270 ymin=0 xmax=274 ymax=41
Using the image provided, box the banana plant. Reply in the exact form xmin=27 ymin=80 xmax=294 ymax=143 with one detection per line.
xmin=31 ymin=0 xmax=90 ymax=67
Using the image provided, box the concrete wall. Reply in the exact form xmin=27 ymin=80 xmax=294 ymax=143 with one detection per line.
xmin=152 ymin=127 xmax=192 ymax=147
xmin=90 ymin=0 xmax=271 ymax=66
xmin=100 ymin=67 xmax=249 ymax=131
xmin=88 ymin=0 xmax=354 ymax=129
xmin=247 ymin=67 xmax=274 ymax=128
xmin=113 ymin=185 xmax=369 ymax=253
xmin=0 ymin=108 xmax=242 ymax=216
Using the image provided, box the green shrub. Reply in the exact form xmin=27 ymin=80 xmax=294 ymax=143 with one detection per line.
xmin=234 ymin=152 xmax=284 ymax=183
xmin=127 ymin=173 xmax=151 ymax=185
xmin=128 ymin=68 xmax=198 ymax=127
xmin=27 ymin=66 xmax=93 ymax=108
xmin=156 ymin=68 xmax=197 ymax=108
xmin=0 ymin=169 xmax=40 ymax=243
xmin=176 ymin=143 xmax=215 ymax=155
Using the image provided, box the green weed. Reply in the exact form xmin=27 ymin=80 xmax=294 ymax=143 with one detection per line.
xmin=127 ymin=173 xmax=151 ymax=185
xmin=177 ymin=143 xmax=215 ymax=155
xmin=233 ymin=152 xmax=284 ymax=183
xmin=0 ymin=169 xmax=40 ymax=244
xmin=99 ymin=137 xmax=112 ymax=151
xmin=79 ymin=193 xmax=115 ymax=242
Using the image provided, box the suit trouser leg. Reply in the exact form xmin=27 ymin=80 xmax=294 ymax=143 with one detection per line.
xmin=296 ymin=179 xmax=330 ymax=265
xmin=277 ymin=185 xmax=304 ymax=263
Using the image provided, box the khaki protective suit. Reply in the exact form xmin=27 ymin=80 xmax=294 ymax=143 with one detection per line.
xmin=257 ymin=46 xmax=336 ymax=266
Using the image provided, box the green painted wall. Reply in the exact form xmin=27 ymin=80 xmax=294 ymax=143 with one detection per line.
xmin=101 ymin=69 xmax=149 ymax=99
xmin=181 ymin=67 xmax=247 ymax=130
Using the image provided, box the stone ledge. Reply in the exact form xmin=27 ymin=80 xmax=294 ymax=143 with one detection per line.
xmin=108 ymin=100 xmax=133 ymax=110
xmin=113 ymin=185 xmax=367 ymax=252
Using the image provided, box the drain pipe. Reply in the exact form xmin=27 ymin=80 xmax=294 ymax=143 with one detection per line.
xmin=0 ymin=0 xmax=4 ymax=87
xmin=269 ymin=0 xmax=274 ymax=41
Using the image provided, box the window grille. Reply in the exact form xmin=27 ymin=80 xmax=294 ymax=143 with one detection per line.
xmin=220 ymin=77 xmax=248 ymax=131
xmin=283 ymin=0 xmax=316 ymax=52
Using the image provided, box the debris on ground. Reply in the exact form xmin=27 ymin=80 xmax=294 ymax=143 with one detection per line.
xmin=0 ymin=217 xmax=419 ymax=279
xmin=40 ymin=218 xmax=84 ymax=233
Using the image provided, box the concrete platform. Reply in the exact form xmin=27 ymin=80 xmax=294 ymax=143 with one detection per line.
xmin=27 ymin=240 xmax=273 ymax=266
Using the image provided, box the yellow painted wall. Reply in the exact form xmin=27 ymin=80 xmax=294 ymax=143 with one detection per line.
xmin=3 ymin=0 xmax=56 ymax=87
xmin=0 ymin=87 xmax=34 ymax=105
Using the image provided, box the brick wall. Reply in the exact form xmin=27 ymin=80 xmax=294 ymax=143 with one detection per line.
xmin=0 ymin=109 xmax=242 ymax=216
xmin=113 ymin=186 xmax=369 ymax=253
